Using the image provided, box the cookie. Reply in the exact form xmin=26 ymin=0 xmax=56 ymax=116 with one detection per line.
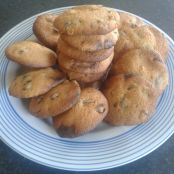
xmin=60 ymin=66 xmax=107 ymax=83
xmin=29 ymin=80 xmax=81 ymax=117
xmin=54 ymin=5 xmax=120 ymax=35
xmin=148 ymin=26 xmax=169 ymax=61
xmin=58 ymin=52 xmax=113 ymax=74
xmin=114 ymin=25 xmax=156 ymax=59
xmin=119 ymin=11 xmax=144 ymax=29
xmin=9 ymin=68 xmax=66 ymax=98
xmin=57 ymin=38 xmax=114 ymax=62
xmin=33 ymin=14 xmax=59 ymax=50
xmin=5 ymin=41 xmax=57 ymax=67
xmin=111 ymin=49 xmax=169 ymax=94
xmin=102 ymin=74 xmax=158 ymax=125
xmin=53 ymin=88 xmax=108 ymax=138
xmin=60 ymin=29 xmax=119 ymax=51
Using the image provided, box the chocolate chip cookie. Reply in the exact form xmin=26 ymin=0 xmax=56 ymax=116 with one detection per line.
xmin=53 ymin=88 xmax=108 ymax=137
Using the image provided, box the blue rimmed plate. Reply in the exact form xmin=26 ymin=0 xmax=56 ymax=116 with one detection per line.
xmin=0 ymin=7 xmax=174 ymax=171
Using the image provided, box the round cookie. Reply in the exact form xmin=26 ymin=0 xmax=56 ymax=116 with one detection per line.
xmin=53 ymin=88 xmax=108 ymax=138
xmin=57 ymin=38 xmax=114 ymax=62
xmin=58 ymin=52 xmax=113 ymax=74
xmin=60 ymin=29 xmax=119 ymax=51
xmin=111 ymin=49 xmax=169 ymax=94
xmin=33 ymin=14 xmax=59 ymax=50
xmin=54 ymin=5 xmax=120 ymax=35
xmin=148 ymin=26 xmax=169 ymax=61
xmin=102 ymin=74 xmax=158 ymax=125
xmin=118 ymin=11 xmax=144 ymax=29
xmin=9 ymin=68 xmax=66 ymax=98
xmin=60 ymin=66 xmax=107 ymax=83
xmin=5 ymin=41 xmax=57 ymax=68
xmin=114 ymin=25 xmax=156 ymax=59
xmin=29 ymin=80 xmax=81 ymax=117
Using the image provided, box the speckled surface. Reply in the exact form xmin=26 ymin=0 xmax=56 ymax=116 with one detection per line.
xmin=0 ymin=1 xmax=174 ymax=174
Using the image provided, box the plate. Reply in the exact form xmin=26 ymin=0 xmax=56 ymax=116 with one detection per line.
xmin=0 ymin=7 xmax=174 ymax=171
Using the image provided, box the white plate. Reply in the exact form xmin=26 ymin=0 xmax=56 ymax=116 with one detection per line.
xmin=0 ymin=7 xmax=174 ymax=171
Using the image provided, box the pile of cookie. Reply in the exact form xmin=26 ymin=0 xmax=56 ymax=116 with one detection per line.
xmin=55 ymin=5 xmax=120 ymax=86
xmin=103 ymin=12 xmax=169 ymax=125
xmin=5 ymin=5 xmax=169 ymax=138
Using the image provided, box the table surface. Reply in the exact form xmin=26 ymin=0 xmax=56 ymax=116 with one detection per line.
xmin=0 ymin=0 xmax=174 ymax=174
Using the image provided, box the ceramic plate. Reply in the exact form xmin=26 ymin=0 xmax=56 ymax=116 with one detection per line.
xmin=0 ymin=7 xmax=174 ymax=171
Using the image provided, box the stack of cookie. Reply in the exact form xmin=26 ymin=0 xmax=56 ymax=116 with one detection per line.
xmin=102 ymin=11 xmax=169 ymax=126
xmin=54 ymin=5 xmax=120 ymax=86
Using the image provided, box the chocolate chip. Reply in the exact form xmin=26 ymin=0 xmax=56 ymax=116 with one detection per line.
xmin=127 ymin=84 xmax=136 ymax=90
xmin=79 ymin=19 xmax=83 ymax=24
xmin=108 ymin=15 xmax=113 ymax=20
xmin=114 ymin=30 xmax=118 ymax=34
xmin=24 ymin=83 xmax=32 ymax=90
xmin=155 ymin=76 xmax=162 ymax=88
xmin=57 ymin=125 xmax=76 ymax=138
xmin=18 ymin=49 xmax=25 ymax=54
xmin=153 ymin=56 xmax=163 ymax=63
xmin=104 ymin=40 xmax=113 ymax=49
xmin=113 ymin=102 xmax=117 ymax=107
xmin=64 ymin=21 xmax=75 ymax=35
xmin=50 ymin=93 xmax=59 ymax=100
xmin=119 ymin=96 xmax=127 ymax=108
xmin=97 ymin=19 xmax=101 ymax=24
xmin=81 ymin=40 xmax=85 ymax=45
xmin=142 ymin=88 xmax=150 ymax=97
xmin=64 ymin=21 xmax=72 ymax=28
xmin=130 ymin=24 xmax=137 ymax=28
xmin=23 ymin=75 xmax=28 ymax=79
xmin=17 ymin=47 xmax=28 ymax=54
xmin=52 ymin=28 xmax=58 ymax=34
xmin=96 ymin=41 xmax=103 ymax=49
xmin=96 ymin=104 xmax=106 ymax=113
xmin=83 ymin=99 xmax=95 ymax=104
xmin=36 ymin=96 xmax=44 ymax=104
xmin=36 ymin=109 xmax=41 ymax=114
xmin=24 ymin=80 xmax=32 ymax=84
xmin=124 ymin=73 xmax=134 ymax=79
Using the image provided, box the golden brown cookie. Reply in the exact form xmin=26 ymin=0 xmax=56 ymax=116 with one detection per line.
xmin=9 ymin=68 xmax=66 ymax=98
xmin=54 ymin=5 xmax=120 ymax=35
xmin=118 ymin=11 xmax=144 ymax=29
xmin=148 ymin=26 xmax=169 ymax=61
xmin=33 ymin=14 xmax=59 ymax=50
xmin=57 ymin=38 xmax=114 ymax=62
xmin=60 ymin=29 xmax=119 ymax=51
xmin=60 ymin=66 xmax=107 ymax=83
xmin=58 ymin=52 xmax=113 ymax=74
xmin=111 ymin=49 xmax=169 ymax=94
xmin=114 ymin=25 xmax=156 ymax=59
xmin=53 ymin=88 xmax=108 ymax=138
xmin=102 ymin=74 xmax=158 ymax=125
xmin=5 ymin=41 xmax=57 ymax=67
xmin=29 ymin=80 xmax=81 ymax=117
